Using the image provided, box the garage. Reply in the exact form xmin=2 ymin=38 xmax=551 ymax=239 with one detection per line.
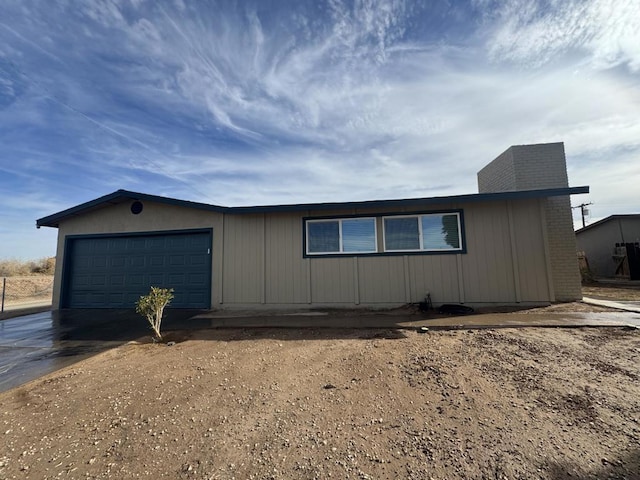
xmin=61 ymin=229 xmax=212 ymax=309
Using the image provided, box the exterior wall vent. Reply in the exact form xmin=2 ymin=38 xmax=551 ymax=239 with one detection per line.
xmin=131 ymin=201 xmax=143 ymax=215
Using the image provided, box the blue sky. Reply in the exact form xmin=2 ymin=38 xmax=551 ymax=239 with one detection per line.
xmin=1 ymin=0 xmax=639 ymax=259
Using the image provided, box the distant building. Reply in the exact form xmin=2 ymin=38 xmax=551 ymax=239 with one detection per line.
xmin=37 ymin=142 xmax=588 ymax=311
xmin=576 ymin=215 xmax=640 ymax=280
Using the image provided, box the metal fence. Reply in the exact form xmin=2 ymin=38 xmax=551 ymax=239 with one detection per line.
xmin=1 ymin=276 xmax=54 ymax=313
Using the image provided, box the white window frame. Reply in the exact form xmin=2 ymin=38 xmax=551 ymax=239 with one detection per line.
xmin=305 ymin=217 xmax=378 ymax=255
xmin=382 ymin=212 xmax=462 ymax=253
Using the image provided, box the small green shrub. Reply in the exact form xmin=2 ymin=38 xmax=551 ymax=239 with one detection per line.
xmin=135 ymin=287 xmax=174 ymax=341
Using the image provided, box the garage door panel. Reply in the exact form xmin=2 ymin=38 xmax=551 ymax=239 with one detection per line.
xmin=74 ymin=275 xmax=90 ymax=287
xmin=109 ymin=238 xmax=127 ymax=249
xmin=169 ymin=236 xmax=188 ymax=248
xmin=110 ymin=256 xmax=126 ymax=267
xmin=168 ymin=273 xmax=185 ymax=284
xmin=149 ymin=256 xmax=164 ymax=267
xmin=128 ymin=238 xmax=147 ymax=250
xmin=74 ymin=256 xmax=89 ymax=269
xmin=93 ymin=239 xmax=109 ymax=252
xmin=186 ymin=292 xmax=206 ymax=304
xmin=69 ymin=292 xmax=88 ymax=306
xmin=189 ymin=254 xmax=207 ymax=266
xmin=146 ymin=237 xmax=165 ymax=249
xmin=148 ymin=273 xmax=165 ymax=285
xmin=188 ymin=272 xmax=206 ymax=284
xmin=93 ymin=257 xmax=107 ymax=268
xmin=127 ymin=274 xmax=145 ymax=287
xmin=88 ymin=292 xmax=107 ymax=304
xmin=168 ymin=255 xmax=185 ymax=266
xmin=130 ymin=256 xmax=146 ymax=268
xmin=64 ymin=231 xmax=211 ymax=309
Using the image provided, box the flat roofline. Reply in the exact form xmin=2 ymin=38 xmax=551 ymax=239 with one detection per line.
xmin=36 ymin=186 xmax=590 ymax=228
xmin=575 ymin=213 xmax=640 ymax=234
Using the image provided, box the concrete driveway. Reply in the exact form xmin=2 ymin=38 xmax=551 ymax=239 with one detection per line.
xmin=0 ymin=309 xmax=207 ymax=392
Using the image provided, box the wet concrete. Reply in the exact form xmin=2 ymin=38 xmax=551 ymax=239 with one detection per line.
xmin=582 ymin=296 xmax=640 ymax=313
xmin=190 ymin=310 xmax=640 ymax=329
xmin=0 ymin=309 xmax=206 ymax=392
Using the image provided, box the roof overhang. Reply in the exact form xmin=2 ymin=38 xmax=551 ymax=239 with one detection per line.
xmin=37 ymin=186 xmax=590 ymax=229
xmin=36 ymin=190 xmax=227 ymax=228
xmin=575 ymin=213 xmax=640 ymax=234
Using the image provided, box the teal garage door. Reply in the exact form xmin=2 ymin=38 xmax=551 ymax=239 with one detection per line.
xmin=62 ymin=230 xmax=211 ymax=308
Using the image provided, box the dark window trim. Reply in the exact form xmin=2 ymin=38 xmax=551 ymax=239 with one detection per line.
xmin=382 ymin=212 xmax=464 ymax=253
xmin=303 ymin=209 xmax=466 ymax=258
xmin=305 ymin=217 xmax=378 ymax=255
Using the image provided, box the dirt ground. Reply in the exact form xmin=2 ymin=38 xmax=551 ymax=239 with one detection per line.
xmin=2 ymin=318 xmax=640 ymax=479
xmin=583 ymin=283 xmax=640 ymax=302
xmin=1 ymin=275 xmax=53 ymax=307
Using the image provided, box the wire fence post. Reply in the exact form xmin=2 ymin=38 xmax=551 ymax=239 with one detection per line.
xmin=1 ymin=277 xmax=5 ymax=313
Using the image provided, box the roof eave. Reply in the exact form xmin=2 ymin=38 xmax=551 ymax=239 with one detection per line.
xmin=36 ymin=186 xmax=590 ymax=229
xmin=36 ymin=190 xmax=227 ymax=228
xmin=229 ymin=186 xmax=590 ymax=214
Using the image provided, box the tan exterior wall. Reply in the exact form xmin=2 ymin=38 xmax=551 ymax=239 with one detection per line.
xmin=51 ymin=196 xmax=554 ymax=310
xmin=221 ymin=214 xmax=264 ymax=303
xmin=219 ymin=199 xmax=551 ymax=307
xmin=265 ymin=213 xmax=309 ymax=303
xmin=52 ymin=200 xmax=222 ymax=309
xmin=477 ymin=142 xmax=582 ymax=301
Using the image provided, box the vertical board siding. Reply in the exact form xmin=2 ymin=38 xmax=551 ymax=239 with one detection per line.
xmin=357 ymin=256 xmax=406 ymax=303
xmin=513 ymin=201 xmax=550 ymax=301
xmin=310 ymin=258 xmax=355 ymax=303
xmin=407 ymin=255 xmax=460 ymax=304
xmin=460 ymin=203 xmax=516 ymax=302
xmin=55 ymin=201 xmax=221 ymax=310
xmin=54 ymin=199 xmax=554 ymax=308
xmin=265 ymin=213 xmax=308 ymax=303
xmin=222 ymin=214 xmax=264 ymax=303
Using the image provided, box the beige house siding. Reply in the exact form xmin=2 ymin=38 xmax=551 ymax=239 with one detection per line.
xmin=265 ymin=213 xmax=309 ymax=304
xmin=512 ymin=200 xmax=550 ymax=301
xmin=52 ymin=195 xmax=554 ymax=310
xmin=219 ymin=199 xmax=551 ymax=307
xmin=477 ymin=142 xmax=582 ymax=301
xmin=221 ymin=214 xmax=264 ymax=304
xmin=43 ymin=141 xmax=588 ymax=311
xmin=309 ymin=257 xmax=356 ymax=304
xmin=52 ymin=200 xmax=222 ymax=309
xmin=460 ymin=201 xmax=515 ymax=303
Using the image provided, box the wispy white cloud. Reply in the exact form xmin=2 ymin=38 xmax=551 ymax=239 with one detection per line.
xmin=484 ymin=0 xmax=640 ymax=71
xmin=0 ymin=0 xmax=639 ymax=258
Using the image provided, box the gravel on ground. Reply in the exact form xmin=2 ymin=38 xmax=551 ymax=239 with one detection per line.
xmin=1 ymin=321 xmax=639 ymax=479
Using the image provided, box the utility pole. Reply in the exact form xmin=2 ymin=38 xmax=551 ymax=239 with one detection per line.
xmin=572 ymin=202 xmax=593 ymax=228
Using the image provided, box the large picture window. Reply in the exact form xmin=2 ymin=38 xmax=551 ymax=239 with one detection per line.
xmin=306 ymin=218 xmax=376 ymax=254
xmin=304 ymin=211 xmax=463 ymax=257
xmin=384 ymin=213 xmax=462 ymax=252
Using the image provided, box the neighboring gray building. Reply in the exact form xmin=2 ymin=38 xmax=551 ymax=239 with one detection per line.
xmin=576 ymin=215 xmax=640 ymax=279
xmin=37 ymin=142 xmax=589 ymax=311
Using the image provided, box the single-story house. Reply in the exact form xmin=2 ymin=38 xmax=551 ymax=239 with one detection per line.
xmin=576 ymin=215 xmax=640 ymax=279
xmin=37 ymin=142 xmax=589 ymax=310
